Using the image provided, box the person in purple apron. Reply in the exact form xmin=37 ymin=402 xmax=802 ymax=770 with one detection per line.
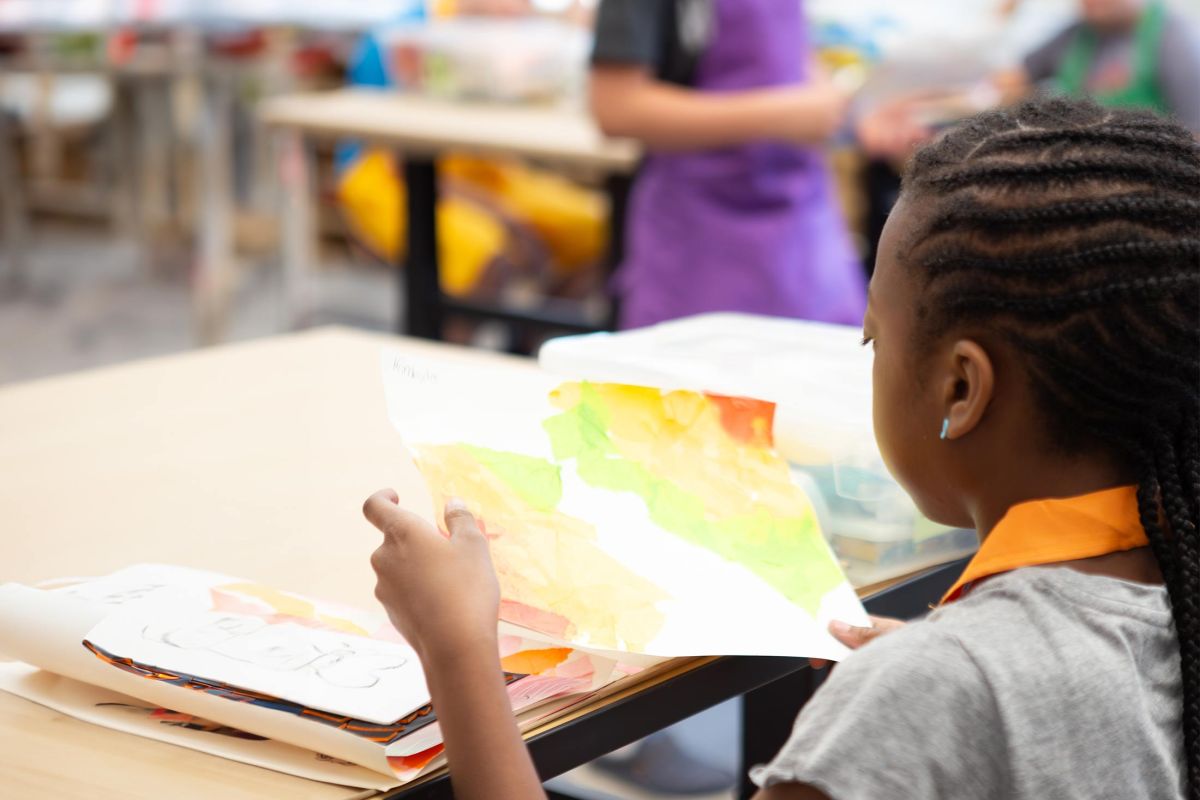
xmin=589 ymin=0 xmax=866 ymax=330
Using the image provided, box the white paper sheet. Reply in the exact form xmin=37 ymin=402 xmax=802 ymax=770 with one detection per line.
xmin=0 ymin=580 xmax=395 ymax=777
xmin=0 ymin=662 xmax=396 ymax=791
xmin=0 ymin=565 xmax=639 ymax=786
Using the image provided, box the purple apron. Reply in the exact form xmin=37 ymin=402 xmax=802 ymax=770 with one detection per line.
xmin=616 ymin=0 xmax=866 ymax=329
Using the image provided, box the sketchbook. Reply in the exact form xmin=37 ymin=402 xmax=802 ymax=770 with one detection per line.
xmin=0 ymin=564 xmax=634 ymax=788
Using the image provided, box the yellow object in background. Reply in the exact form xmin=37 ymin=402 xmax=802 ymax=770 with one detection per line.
xmin=336 ymin=148 xmax=506 ymax=297
xmin=337 ymin=148 xmax=607 ymax=297
xmin=440 ymin=155 xmax=608 ymax=278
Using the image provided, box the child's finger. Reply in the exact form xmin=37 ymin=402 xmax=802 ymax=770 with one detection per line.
xmin=828 ymin=619 xmax=882 ymax=649
xmin=364 ymin=491 xmax=443 ymax=542
xmin=443 ymin=498 xmax=482 ymax=541
xmin=829 ymin=616 xmax=906 ymax=650
xmin=362 ymin=488 xmax=401 ymax=531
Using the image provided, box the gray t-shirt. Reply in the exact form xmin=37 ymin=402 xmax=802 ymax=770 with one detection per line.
xmin=1022 ymin=12 xmax=1200 ymax=133
xmin=751 ymin=567 xmax=1185 ymax=799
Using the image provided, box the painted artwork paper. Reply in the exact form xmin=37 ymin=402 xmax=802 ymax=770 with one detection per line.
xmin=382 ymin=353 xmax=869 ymax=660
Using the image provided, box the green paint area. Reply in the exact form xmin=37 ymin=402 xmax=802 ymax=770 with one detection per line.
xmin=542 ymin=384 xmax=844 ymax=616
xmin=463 ymin=445 xmax=562 ymax=511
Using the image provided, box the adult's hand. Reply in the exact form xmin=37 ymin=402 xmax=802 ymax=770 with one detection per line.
xmin=855 ymin=97 xmax=934 ymax=161
xmin=779 ymin=82 xmax=852 ymax=145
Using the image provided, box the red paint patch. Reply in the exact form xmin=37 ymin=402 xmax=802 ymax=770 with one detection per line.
xmin=499 ymin=599 xmax=573 ymax=639
xmin=705 ymin=394 xmax=776 ymax=448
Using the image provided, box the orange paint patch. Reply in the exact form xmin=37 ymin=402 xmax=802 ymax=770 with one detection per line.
xmin=387 ymin=744 xmax=444 ymax=778
xmin=705 ymin=394 xmax=775 ymax=448
xmin=500 ymin=647 xmax=572 ymax=675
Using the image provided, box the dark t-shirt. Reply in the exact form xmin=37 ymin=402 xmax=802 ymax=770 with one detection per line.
xmin=590 ymin=0 xmax=715 ymax=86
xmin=1022 ymin=12 xmax=1200 ymax=132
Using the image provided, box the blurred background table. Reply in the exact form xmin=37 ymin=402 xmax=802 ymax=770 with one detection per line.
xmin=261 ymin=89 xmax=640 ymax=341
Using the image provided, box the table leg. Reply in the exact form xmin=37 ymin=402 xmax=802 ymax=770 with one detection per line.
xmin=194 ymin=71 xmax=235 ymax=345
xmin=0 ymin=110 xmax=28 ymax=289
xmin=401 ymin=155 xmax=442 ymax=340
xmin=133 ymin=74 xmax=173 ymax=273
xmin=739 ymin=667 xmax=822 ymax=799
xmin=602 ymin=172 xmax=632 ymax=331
xmin=279 ymin=130 xmax=317 ymax=328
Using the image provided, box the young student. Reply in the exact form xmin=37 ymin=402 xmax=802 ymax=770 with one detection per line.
xmin=363 ymin=96 xmax=1197 ymax=799
xmin=588 ymin=0 xmax=866 ymax=329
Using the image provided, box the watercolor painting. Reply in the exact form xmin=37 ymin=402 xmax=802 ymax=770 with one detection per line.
xmin=384 ymin=354 xmax=869 ymax=658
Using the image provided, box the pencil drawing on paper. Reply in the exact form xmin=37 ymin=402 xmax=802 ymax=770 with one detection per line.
xmin=142 ymin=614 xmax=407 ymax=689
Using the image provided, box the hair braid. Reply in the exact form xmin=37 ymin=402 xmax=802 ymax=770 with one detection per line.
xmin=925 ymin=239 xmax=1200 ymax=277
xmin=970 ymin=126 xmax=1200 ymax=161
xmin=927 ymin=156 xmax=1199 ymax=192
xmin=930 ymin=195 xmax=1200 ymax=235
xmin=902 ymin=96 xmax=1200 ymax=797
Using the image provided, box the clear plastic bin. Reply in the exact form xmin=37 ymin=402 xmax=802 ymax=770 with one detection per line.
xmin=539 ymin=313 xmax=978 ymax=586
xmin=380 ymin=18 xmax=590 ymax=106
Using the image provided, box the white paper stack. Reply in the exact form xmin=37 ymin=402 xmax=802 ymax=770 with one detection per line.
xmin=0 ymin=564 xmax=633 ymax=789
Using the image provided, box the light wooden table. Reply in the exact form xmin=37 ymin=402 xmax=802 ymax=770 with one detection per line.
xmin=0 ymin=327 xmax=517 ymax=798
xmin=0 ymin=328 xmax=965 ymax=799
xmin=259 ymin=89 xmax=642 ymax=339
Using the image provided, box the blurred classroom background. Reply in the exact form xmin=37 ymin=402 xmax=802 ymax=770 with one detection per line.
xmin=3 ymin=0 xmax=1196 ymax=386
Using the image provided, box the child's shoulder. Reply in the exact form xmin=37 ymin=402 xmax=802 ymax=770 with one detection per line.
xmin=755 ymin=568 xmax=1184 ymax=799
xmin=843 ymin=565 xmax=1174 ymax=691
xmin=927 ymin=565 xmax=1173 ymax=652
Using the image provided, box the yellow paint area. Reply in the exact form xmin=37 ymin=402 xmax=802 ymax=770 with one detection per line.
xmin=550 ymin=383 xmax=809 ymax=520
xmin=413 ymin=442 xmax=668 ymax=651
xmin=216 ymin=583 xmax=370 ymax=638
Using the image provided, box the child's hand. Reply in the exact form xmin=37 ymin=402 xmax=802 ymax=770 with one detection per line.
xmin=364 ymin=489 xmax=500 ymax=663
xmin=809 ymin=615 xmax=907 ymax=670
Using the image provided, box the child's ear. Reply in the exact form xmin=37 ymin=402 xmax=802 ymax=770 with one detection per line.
xmin=939 ymin=339 xmax=995 ymax=441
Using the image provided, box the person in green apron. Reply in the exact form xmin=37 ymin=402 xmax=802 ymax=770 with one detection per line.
xmin=855 ymin=0 xmax=1198 ymax=278
xmin=859 ymin=0 xmax=1200 ymax=164
xmin=1022 ymin=0 xmax=1200 ymax=131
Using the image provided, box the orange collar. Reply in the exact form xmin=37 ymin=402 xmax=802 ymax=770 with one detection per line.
xmin=941 ymin=486 xmax=1147 ymax=604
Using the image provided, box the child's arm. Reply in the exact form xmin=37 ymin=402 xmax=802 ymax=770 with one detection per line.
xmin=364 ymin=490 xmax=546 ymax=800
xmin=590 ymin=64 xmax=848 ymax=151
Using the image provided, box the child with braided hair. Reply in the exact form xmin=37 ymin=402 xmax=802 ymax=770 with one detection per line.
xmin=362 ymin=95 xmax=1198 ymax=799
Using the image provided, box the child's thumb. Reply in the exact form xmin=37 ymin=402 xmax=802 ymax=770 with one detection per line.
xmin=443 ymin=498 xmax=482 ymax=540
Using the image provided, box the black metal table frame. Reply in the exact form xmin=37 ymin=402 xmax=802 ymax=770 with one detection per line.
xmin=400 ymin=154 xmax=633 ymax=341
xmin=384 ymin=556 xmax=969 ymax=800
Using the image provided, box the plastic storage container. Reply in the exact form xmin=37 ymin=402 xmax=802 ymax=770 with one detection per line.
xmin=538 ymin=313 xmax=977 ymax=586
xmin=380 ymin=18 xmax=590 ymax=106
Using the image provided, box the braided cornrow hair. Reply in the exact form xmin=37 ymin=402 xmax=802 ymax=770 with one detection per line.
xmin=901 ymin=96 xmax=1200 ymax=796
